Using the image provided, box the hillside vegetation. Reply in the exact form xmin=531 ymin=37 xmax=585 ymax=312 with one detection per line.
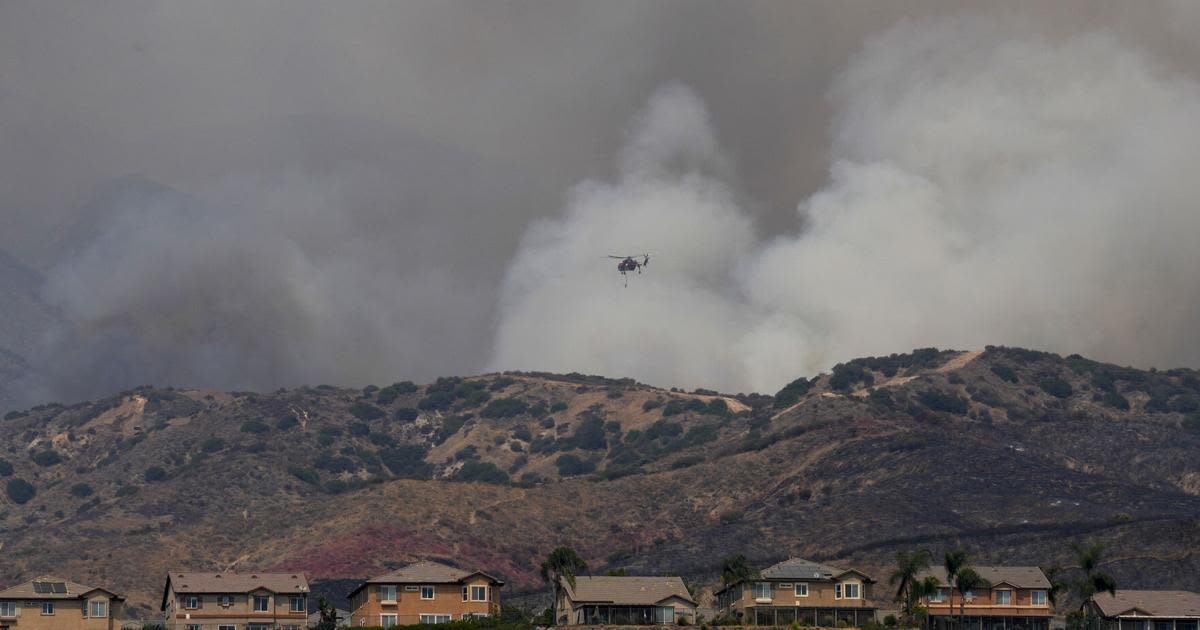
xmin=3 ymin=347 xmax=1200 ymax=616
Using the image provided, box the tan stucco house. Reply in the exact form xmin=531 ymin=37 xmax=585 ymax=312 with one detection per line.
xmin=916 ymin=566 xmax=1052 ymax=630
xmin=347 ymin=561 xmax=503 ymax=626
xmin=160 ymin=572 xmax=310 ymax=630
xmin=1085 ymin=590 xmax=1200 ymax=630
xmin=714 ymin=558 xmax=877 ymax=627
xmin=0 ymin=576 xmax=124 ymax=630
xmin=556 ymin=576 xmax=696 ymax=626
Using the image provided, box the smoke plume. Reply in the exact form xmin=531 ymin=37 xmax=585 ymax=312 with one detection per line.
xmin=491 ymin=17 xmax=1200 ymax=393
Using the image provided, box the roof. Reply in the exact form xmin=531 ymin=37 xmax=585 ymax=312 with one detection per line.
xmin=760 ymin=558 xmax=861 ymax=581
xmin=0 ymin=576 xmax=123 ymax=600
xmin=348 ymin=561 xmax=504 ymax=598
xmin=1091 ymin=591 xmax=1200 ymax=619
xmin=561 ymin=576 xmax=696 ymax=607
xmin=164 ymin=572 xmax=308 ymax=600
xmin=915 ymin=566 xmax=1050 ymax=589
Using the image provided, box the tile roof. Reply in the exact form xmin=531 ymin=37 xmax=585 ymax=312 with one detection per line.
xmin=1092 ymin=591 xmax=1200 ymax=618
xmin=916 ymin=566 xmax=1050 ymax=589
xmin=561 ymin=576 xmax=696 ymax=606
xmin=760 ymin=558 xmax=854 ymax=581
xmin=167 ymin=571 xmax=309 ymax=594
xmin=0 ymin=576 xmax=121 ymax=600
xmin=363 ymin=561 xmax=503 ymax=585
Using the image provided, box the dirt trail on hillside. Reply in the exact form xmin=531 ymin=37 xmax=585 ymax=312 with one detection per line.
xmin=852 ymin=349 xmax=983 ymax=396
xmin=510 ymin=374 xmax=750 ymax=413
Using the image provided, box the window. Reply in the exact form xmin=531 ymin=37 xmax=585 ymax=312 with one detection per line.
xmin=835 ymin=584 xmax=842 ymax=599
xmin=844 ymin=583 xmax=860 ymax=599
xmin=419 ymin=614 xmax=451 ymax=624
xmin=420 ymin=586 xmax=435 ymax=600
xmin=1031 ymin=590 xmax=1047 ymax=606
xmin=380 ymin=585 xmax=398 ymax=603
xmin=381 ymin=614 xmax=398 ymax=627
xmin=186 ymin=625 xmax=202 ymax=630
xmin=928 ymin=589 xmax=946 ymax=603
xmin=753 ymin=583 xmax=773 ymax=600
xmin=656 ymin=607 xmax=676 ymax=624
xmin=290 ymin=596 xmax=306 ymax=612
xmin=0 ymin=603 xmax=17 ymax=618
xmin=404 ymin=586 xmax=420 ymax=592
xmin=90 ymin=601 xmax=109 ymax=618
xmin=248 ymin=624 xmax=271 ymax=630
xmin=462 ymin=614 xmax=490 ymax=621
xmin=283 ymin=626 xmax=299 ymax=630
xmin=218 ymin=624 xmax=236 ymax=630
xmin=42 ymin=602 xmax=55 ymax=616
xmin=795 ymin=583 xmax=809 ymax=597
xmin=995 ymin=590 xmax=1012 ymax=605
xmin=219 ymin=596 xmax=233 ymax=607
xmin=185 ymin=596 xmax=200 ymax=609
xmin=471 ymin=586 xmax=488 ymax=602
xmin=253 ymin=596 xmax=269 ymax=612
xmin=963 ymin=590 xmax=976 ymax=602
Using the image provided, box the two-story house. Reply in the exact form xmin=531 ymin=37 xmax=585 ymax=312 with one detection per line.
xmin=347 ymin=561 xmax=503 ymax=626
xmin=1084 ymin=590 xmax=1200 ymax=630
xmin=555 ymin=575 xmax=697 ymax=625
xmin=916 ymin=566 xmax=1052 ymax=630
xmin=714 ymin=558 xmax=877 ymax=627
xmin=0 ymin=576 xmax=124 ymax=630
xmin=160 ymin=572 xmax=309 ymax=630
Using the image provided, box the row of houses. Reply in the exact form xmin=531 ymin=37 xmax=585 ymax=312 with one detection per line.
xmin=3 ymin=558 xmax=1200 ymax=630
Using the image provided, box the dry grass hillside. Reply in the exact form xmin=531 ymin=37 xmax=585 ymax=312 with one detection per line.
xmin=3 ymin=347 xmax=1200 ymax=617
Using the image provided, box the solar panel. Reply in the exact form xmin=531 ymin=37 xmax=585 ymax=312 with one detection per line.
xmin=32 ymin=582 xmax=66 ymax=594
xmin=33 ymin=583 xmax=50 ymax=594
xmin=52 ymin=583 xmax=67 ymax=594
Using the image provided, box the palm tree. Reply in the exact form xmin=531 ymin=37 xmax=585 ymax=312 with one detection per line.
xmin=721 ymin=554 xmax=757 ymax=586
xmin=911 ymin=576 xmax=942 ymax=626
xmin=954 ymin=568 xmax=991 ymax=629
xmin=541 ymin=547 xmax=588 ymax=625
xmin=942 ymin=548 xmax=968 ymax=629
xmin=1042 ymin=565 xmax=1068 ymax=607
xmin=1073 ymin=544 xmax=1116 ymax=630
xmin=891 ymin=549 xmax=934 ymax=617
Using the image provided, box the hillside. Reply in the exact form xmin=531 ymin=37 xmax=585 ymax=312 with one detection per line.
xmin=3 ymin=347 xmax=1200 ymax=617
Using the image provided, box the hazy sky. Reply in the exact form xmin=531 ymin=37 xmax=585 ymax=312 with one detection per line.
xmin=2 ymin=1 xmax=1199 ymax=401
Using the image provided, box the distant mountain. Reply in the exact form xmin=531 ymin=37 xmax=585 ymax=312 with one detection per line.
xmin=0 ymin=248 xmax=58 ymax=408
xmin=2 ymin=347 xmax=1200 ymax=618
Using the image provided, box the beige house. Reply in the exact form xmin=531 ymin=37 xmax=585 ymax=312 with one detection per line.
xmin=0 ymin=577 xmax=124 ymax=630
xmin=160 ymin=572 xmax=310 ymax=630
xmin=556 ymin=576 xmax=696 ymax=626
xmin=1085 ymin=591 xmax=1200 ymax=630
xmin=915 ymin=566 xmax=1052 ymax=630
xmin=714 ymin=558 xmax=877 ymax=627
xmin=347 ymin=561 xmax=503 ymax=626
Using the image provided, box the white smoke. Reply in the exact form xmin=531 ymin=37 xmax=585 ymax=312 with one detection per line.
xmin=490 ymin=17 xmax=1200 ymax=394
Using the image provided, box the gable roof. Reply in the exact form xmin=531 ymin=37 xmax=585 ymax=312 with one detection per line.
xmin=561 ymin=576 xmax=696 ymax=607
xmin=348 ymin=561 xmax=504 ymax=598
xmin=0 ymin=576 xmax=123 ymax=601
xmin=761 ymin=558 xmax=850 ymax=581
xmin=916 ymin=566 xmax=1049 ymax=590
xmin=162 ymin=572 xmax=308 ymax=609
xmin=1091 ymin=591 xmax=1200 ymax=619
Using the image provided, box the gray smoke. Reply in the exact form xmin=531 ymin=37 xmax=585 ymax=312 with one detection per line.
xmin=491 ymin=15 xmax=1200 ymax=393
xmin=2 ymin=2 xmax=1200 ymax=404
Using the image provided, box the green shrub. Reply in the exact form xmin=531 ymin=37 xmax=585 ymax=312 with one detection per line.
xmin=288 ymin=466 xmax=320 ymax=485
xmin=1038 ymin=376 xmax=1074 ymax=399
xmin=1102 ymin=390 xmax=1130 ymax=411
xmin=115 ymin=485 xmax=138 ymax=498
xmin=350 ymin=402 xmax=385 ymax=421
xmin=555 ymin=454 xmax=596 ymax=476
xmin=550 ymin=401 xmax=569 ymax=412
xmin=990 ymin=364 xmax=1019 ymax=383
xmin=481 ymin=397 xmax=529 ymax=419
xmin=394 ymin=407 xmax=419 ymax=422
xmin=376 ymin=381 xmax=417 ymax=405
xmin=488 ymin=377 xmax=517 ymax=391
xmin=571 ymin=418 xmax=607 ymax=451
xmin=31 ymin=450 xmax=62 ymax=467
xmin=661 ymin=400 xmax=684 ymax=416
xmin=144 ymin=466 xmax=168 ymax=482
xmin=368 ymin=432 xmax=396 ymax=447
xmin=418 ymin=390 xmax=457 ymax=411
xmin=452 ymin=461 xmax=510 ymax=484
xmin=642 ymin=399 xmax=662 ymax=412
xmin=315 ymin=455 xmax=356 ymax=473
xmin=918 ymin=390 xmax=969 ymax=415
xmin=706 ymin=398 xmax=730 ymax=416
xmin=70 ymin=483 xmax=94 ymax=498
xmin=435 ymin=416 xmax=468 ymax=444
xmin=323 ymin=479 xmax=349 ymax=494
xmin=4 ymin=410 xmax=27 ymax=420
xmin=201 ymin=437 xmax=226 ymax=453
xmin=681 ymin=424 xmax=719 ymax=446
xmin=349 ymin=422 xmax=371 ymax=437
xmin=830 ymin=362 xmax=875 ymax=392
xmin=884 ymin=614 xmax=898 ymax=627
xmin=276 ymin=415 xmax=299 ymax=430
xmin=6 ymin=478 xmax=36 ymax=504
xmin=380 ymin=444 xmax=433 ymax=479
xmin=644 ymin=420 xmax=683 ymax=441
xmin=0 ymin=458 xmax=11 ymax=476
xmin=1182 ymin=415 xmax=1200 ymax=432
xmin=241 ymin=419 xmax=269 ymax=433
xmin=511 ymin=426 xmax=532 ymax=441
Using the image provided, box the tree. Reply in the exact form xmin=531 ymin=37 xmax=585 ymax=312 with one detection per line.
xmin=541 ymin=547 xmax=588 ymax=625
xmin=954 ymin=568 xmax=990 ymax=627
xmin=890 ymin=549 xmax=933 ymax=617
xmin=721 ymin=554 xmax=757 ymax=586
xmin=1042 ymin=565 xmax=1068 ymax=607
xmin=5 ymin=478 xmax=35 ymax=504
xmin=941 ymin=548 xmax=967 ymax=628
xmin=1073 ymin=543 xmax=1117 ymax=630
xmin=313 ymin=596 xmax=338 ymax=630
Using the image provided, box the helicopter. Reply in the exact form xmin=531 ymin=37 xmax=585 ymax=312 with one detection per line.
xmin=606 ymin=253 xmax=653 ymax=287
